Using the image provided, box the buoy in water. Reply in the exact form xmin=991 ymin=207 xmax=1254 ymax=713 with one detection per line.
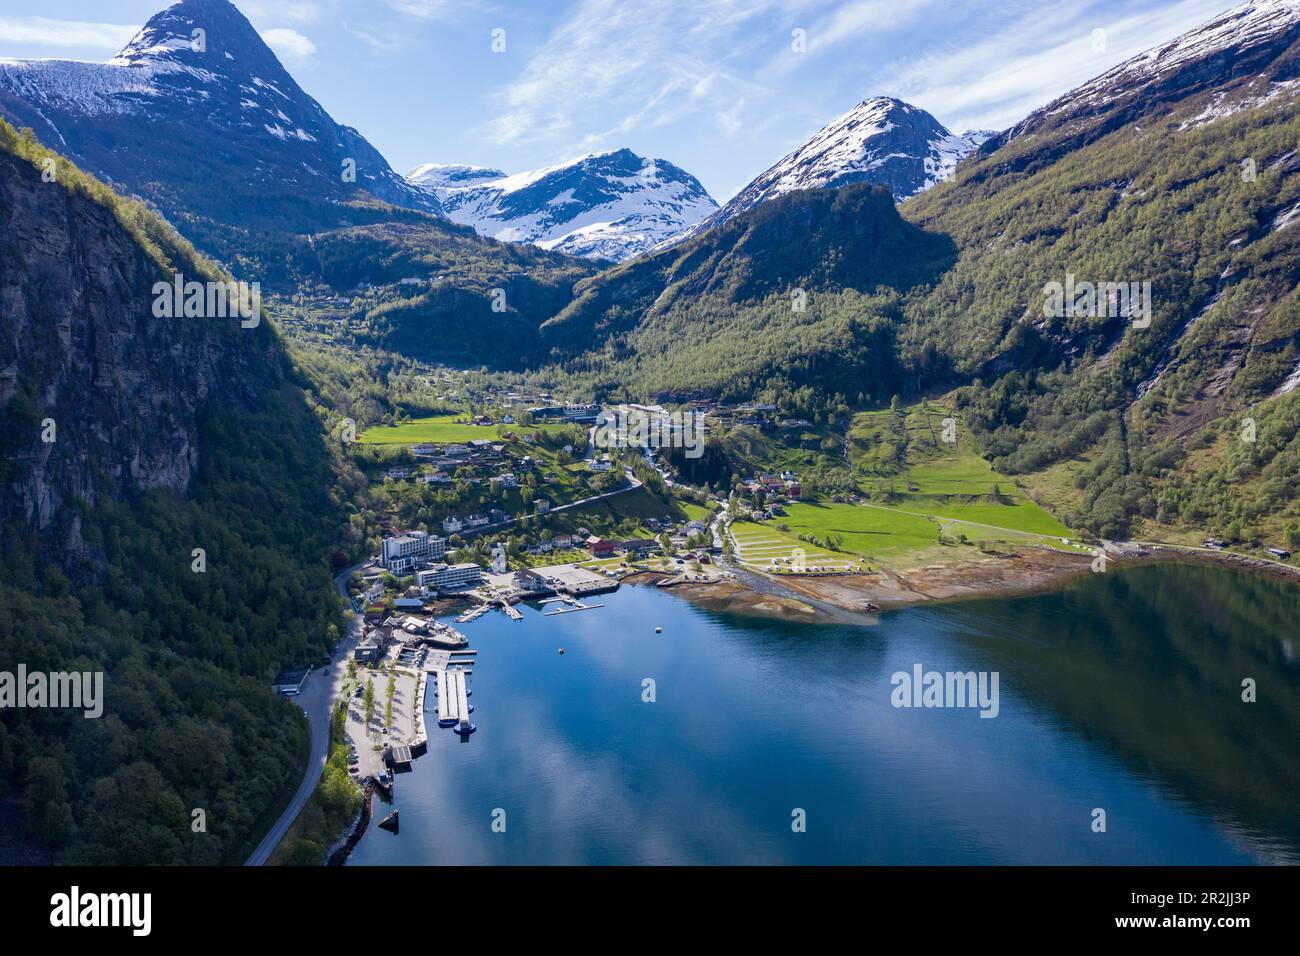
xmin=558 ymin=647 xmax=565 ymax=655
xmin=655 ymin=627 xmax=662 ymax=634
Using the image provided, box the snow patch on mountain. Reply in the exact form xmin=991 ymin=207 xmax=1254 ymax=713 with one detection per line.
xmin=0 ymin=58 xmax=172 ymax=117
xmin=0 ymin=0 xmax=438 ymax=217
xmin=659 ymin=97 xmax=992 ymax=250
xmin=408 ymin=148 xmax=717 ymax=261
xmin=1051 ymin=0 xmax=1300 ymax=118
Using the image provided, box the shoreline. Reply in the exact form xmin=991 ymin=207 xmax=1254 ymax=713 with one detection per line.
xmin=325 ymin=546 xmax=1298 ymax=862
xmin=1132 ymin=542 xmax=1300 ymax=585
xmin=625 ymin=548 xmax=1094 ymax=621
xmin=325 ymin=780 xmax=374 ymax=867
xmin=630 ymin=544 xmax=1299 ymax=622
xmin=624 ymin=571 xmax=826 ymax=621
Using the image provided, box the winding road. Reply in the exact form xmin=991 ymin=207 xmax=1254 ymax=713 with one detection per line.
xmin=244 ymin=566 xmax=364 ymax=866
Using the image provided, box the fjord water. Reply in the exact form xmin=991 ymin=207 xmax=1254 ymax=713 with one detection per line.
xmin=348 ymin=563 xmax=1299 ymax=865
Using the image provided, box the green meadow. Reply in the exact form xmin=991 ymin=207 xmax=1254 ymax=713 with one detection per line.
xmin=358 ymin=413 xmax=572 ymax=445
xmin=729 ymin=401 xmax=1082 ymax=574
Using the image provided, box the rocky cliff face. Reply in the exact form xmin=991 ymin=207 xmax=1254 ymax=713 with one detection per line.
xmin=0 ymin=136 xmax=281 ymax=535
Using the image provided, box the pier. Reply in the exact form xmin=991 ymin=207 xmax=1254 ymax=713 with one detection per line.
xmin=457 ymin=603 xmax=491 ymax=624
xmin=542 ymin=596 xmax=605 ymax=616
xmin=433 ymin=668 xmax=473 ymax=730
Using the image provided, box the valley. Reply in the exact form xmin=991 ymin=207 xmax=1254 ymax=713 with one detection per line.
xmin=0 ymin=0 xmax=1297 ymax=883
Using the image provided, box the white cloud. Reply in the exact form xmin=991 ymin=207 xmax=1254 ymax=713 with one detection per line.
xmin=0 ymin=16 xmax=137 ymax=49
xmin=805 ymin=0 xmax=935 ymax=53
xmin=880 ymin=0 xmax=1232 ymax=132
xmin=262 ymin=28 xmax=317 ymax=68
xmin=482 ymin=0 xmax=783 ymax=151
xmin=342 ymin=22 xmax=405 ymax=54
xmin=238 ymin=1 xmax=323 ymax=24
xmin=385 ymin=0 xmax=459 ymax=20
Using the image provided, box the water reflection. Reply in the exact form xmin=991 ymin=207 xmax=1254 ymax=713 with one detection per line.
xmin=348 ymin=563 xmax=1298 ymax=865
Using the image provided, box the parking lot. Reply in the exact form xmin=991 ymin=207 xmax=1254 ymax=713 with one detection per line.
xmin=343 ymin=647 xmax=425 ymax=783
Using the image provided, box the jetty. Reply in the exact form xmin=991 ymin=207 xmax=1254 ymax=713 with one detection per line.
xmin=457 ymin=603 xmax=491 ymax=624
xmin=543 ymin=596 xmax=604 ymax=616
xmin=433 ymin=668 xmax=475 ymax=732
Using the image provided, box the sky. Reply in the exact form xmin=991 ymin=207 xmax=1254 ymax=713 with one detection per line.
xmin=0 ymin=0 xmax=1239 ymax=200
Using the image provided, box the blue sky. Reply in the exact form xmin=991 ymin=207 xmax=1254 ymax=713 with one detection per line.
xmin=0 ymin=0 xmax=1236 ymax=200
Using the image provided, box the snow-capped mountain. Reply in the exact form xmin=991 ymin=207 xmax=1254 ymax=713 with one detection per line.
xmin=663 ymin=97 xmax=993 ymax=248
xmin=985 ymin=0 xmax=1300 ymax=156
xmin=0 ymin=0 xmax=438 ymax=235
xmin=408 ymin=148 xmax=717 ymax=261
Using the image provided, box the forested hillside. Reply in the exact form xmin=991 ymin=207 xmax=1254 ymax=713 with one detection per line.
xmin=527 ymin=13 xmax=1300 ymax=548
xmin=538 ymin=184 xmax=956 ymax=403
xmin=0 ymin=119 xmax=347 ymax=863
xmin=904 ymin=35 xmax=1300 ymax=542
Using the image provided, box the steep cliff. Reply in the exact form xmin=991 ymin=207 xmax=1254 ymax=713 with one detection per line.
xmin=0 ymin=121 xmax=283 ymax=535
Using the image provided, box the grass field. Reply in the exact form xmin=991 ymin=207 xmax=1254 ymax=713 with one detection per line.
xmin=552 ymin=485 xmax=684 ymax=529
xmin=884 ymin=458 xmax=1074 ymax=537
xmin=728 ymin=401 xmax=1083 ymax=574
xmin=680 ymin=502 xmax=717 ymax=524
xmin=358 ymin=413 xmax=573 ymax=445
xmin=728 ymin=519 xmax=866 ymax=573
xmin=848 ymin=403 xmax=1075 ymax=537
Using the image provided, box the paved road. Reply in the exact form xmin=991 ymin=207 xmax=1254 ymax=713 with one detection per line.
xmin=551 ymin=468 xmax=643 ymax=512
xmin=245 ymin=565 xmax=364 ymax=866
xmin=458 ymin=470 xmax=644 ymax=542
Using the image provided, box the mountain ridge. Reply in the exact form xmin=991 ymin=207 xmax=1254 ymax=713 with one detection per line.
xmin=661 ymin=96 xmax=993 ymax=249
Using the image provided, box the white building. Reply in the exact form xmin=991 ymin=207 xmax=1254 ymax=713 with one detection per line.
xmin=442 ymin=516 xmax=464 ymax=535
xmin=417 ymin=563 xmax=483 ymax=592
xmin=380 ymin=530 xmax=447 ymax=572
